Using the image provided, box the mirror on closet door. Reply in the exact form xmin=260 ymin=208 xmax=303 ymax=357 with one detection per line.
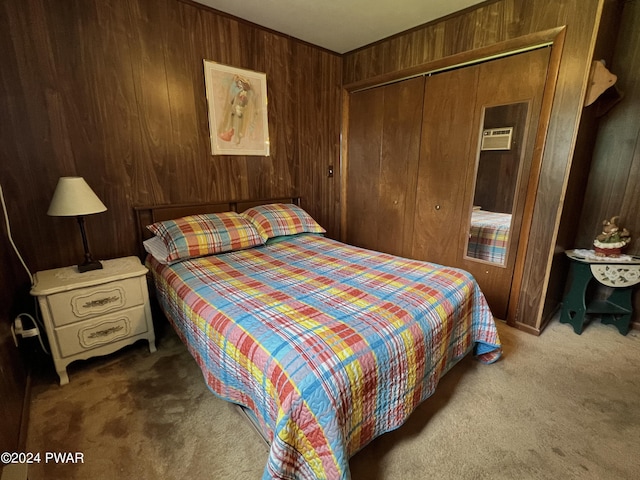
xmin=465 ymin=101 xmax=530 ymax=266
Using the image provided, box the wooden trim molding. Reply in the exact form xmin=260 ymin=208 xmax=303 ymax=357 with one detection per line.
xmin=343 ymin=27 xmax=566 ymax=93
xmin=339 ymin=88 xmax=350 ymax=243
xmin=507 ymin=27 xmax=567 ymax=326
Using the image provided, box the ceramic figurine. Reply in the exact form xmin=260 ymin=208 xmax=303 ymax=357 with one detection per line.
xmin=593 ymin=216 xmax=631 ymax=257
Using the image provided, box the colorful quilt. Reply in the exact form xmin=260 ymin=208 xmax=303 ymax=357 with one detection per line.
xmin=147 ymin=234 xmax=501 ymax=480
xmin=467 ymin=211 xmax=512 ymax=264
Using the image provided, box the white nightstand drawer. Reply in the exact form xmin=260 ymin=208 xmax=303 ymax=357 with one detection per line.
xmin=46 ymin=277 xmax=145 ymax=327
xmin=55 ymin=305 xmax=149 ymax=358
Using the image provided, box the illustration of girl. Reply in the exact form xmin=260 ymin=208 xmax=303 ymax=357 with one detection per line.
xmin=218 ymin=75 xmax=253 ymax=145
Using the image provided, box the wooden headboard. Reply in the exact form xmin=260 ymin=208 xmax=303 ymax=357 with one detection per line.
xmin=134 ymin=197 xmax=301 ymax=258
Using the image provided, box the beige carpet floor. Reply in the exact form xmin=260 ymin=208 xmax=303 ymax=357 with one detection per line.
xmin=25 ymin=315 xmax=640 ymax=480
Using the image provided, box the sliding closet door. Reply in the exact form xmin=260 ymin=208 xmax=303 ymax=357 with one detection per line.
xmin=344 ymin=48 xmax=551 ymax=320
xmin=411 ymin=66 xmax=480 ymax=267
xmin=346 ymin=77 xmax=424 ymax=255
xmin=458 ymin=47 xmax=551 ymax=319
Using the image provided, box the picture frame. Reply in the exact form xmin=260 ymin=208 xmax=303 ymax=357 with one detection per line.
xmin=203 ymin=60 xmax=270 ymax=156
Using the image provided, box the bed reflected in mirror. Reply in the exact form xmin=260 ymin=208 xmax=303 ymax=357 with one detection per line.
xmin=465 ymin=102 xmax=530 ymax=266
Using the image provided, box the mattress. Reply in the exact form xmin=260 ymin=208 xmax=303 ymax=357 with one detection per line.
xmin=147 ymin=233 xmax=501 ymax=479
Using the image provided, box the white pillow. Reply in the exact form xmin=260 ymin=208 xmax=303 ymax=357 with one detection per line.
xmin=143 ymin=236 xmax=172 ymax=265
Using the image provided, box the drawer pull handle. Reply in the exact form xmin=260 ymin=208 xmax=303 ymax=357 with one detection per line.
xmin=88 ymin=325 xmax=125 ymax=339
xmin=83 ymin=296 xmax=120 ymax=309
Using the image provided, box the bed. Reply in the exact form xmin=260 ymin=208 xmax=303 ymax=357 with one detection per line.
xmin=135 ymin=199 xmax=501 ymax=480
xmin=466 ymin=210 xmax=512 ymax=264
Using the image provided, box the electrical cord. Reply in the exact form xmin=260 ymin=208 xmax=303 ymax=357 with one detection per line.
xmin=12 ymin=312 xmax=50 ymax=355
xmin=1 ymin=183 xmax=51 ymax=355
xmin=1 ymin=183 xmax=34 ymax=286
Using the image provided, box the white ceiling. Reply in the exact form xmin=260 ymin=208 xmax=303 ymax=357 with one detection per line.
xmin=193 ymin=0 xmax=487 ymax=54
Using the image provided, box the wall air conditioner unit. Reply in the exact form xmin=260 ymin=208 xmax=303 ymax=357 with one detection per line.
xmin=481 ymin=127 xmax=513 ymax=151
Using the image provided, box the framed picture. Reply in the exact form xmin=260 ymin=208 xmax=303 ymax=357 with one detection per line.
xmin=203 ymin=60 xmax=270 ymax=156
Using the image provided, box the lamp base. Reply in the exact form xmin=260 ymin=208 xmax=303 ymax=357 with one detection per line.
xmin=78 ymin=260 xmax=103 ymax=273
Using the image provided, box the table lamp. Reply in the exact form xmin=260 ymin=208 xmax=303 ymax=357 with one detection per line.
xmin=47 ymin=177 xmax=107 ymax=273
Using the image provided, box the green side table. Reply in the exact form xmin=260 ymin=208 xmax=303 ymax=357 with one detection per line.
xmin=560 ymin=250 xmax=640 ymax=335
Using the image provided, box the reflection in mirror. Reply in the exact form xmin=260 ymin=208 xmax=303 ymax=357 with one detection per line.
xmin=466 ymin=102 xmax=529 ymax=265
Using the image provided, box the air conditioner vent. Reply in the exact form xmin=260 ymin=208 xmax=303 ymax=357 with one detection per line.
xmin=481 ymin=127 xmax=513 ymax=151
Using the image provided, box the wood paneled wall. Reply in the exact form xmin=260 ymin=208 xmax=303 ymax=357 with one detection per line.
xmin=0 ymin=0 xmax=341 ymax=277
xmin=576 ymin=0 xmax=640 ymax=326
xmin=0 ymin=226 xmax=28 ymax=455
xmin=0 ymin=0 xmax=341 ymax=450
xmin=343 ymin=0 xmax=620 ymax=333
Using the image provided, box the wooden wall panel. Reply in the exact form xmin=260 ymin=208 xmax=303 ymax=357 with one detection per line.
xmin=0 ymin=0 xmax=341 ymax=273
xmin=343 ymin=0 xmax=617 ymax=333
xmin=575 ymin=0 xmax=640 ymax=326
xmin=294 ymin=45 xmax=343 ymax=237
xmin=0 ymin=223 xmax=29 ymax=455
xmin=577 ymin=0 xmax=640 ymax=250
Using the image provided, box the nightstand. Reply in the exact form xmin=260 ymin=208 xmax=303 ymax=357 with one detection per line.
xmin=30 ymin=256 xmax=156 ymax=385
xmin=560 ymin=250 xmax=640 ymax=335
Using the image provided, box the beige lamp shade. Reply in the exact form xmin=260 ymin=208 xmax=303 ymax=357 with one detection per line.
xmin=47 ymin=177 xmax=107 ymax=216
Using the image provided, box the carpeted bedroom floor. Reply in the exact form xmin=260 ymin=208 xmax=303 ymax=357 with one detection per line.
xmin=25 ymin=314 xmax=640 ymax=480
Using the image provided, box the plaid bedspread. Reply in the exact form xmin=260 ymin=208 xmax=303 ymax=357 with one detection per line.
xmin=148 ymin=234 xmax=501 ymax=479
xmin=467 ymin=211 xmax=512 ymax=264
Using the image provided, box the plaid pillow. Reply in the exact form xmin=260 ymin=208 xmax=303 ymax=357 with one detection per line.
xmin=241 ymin=204 xmax=325 ymax=239
xmin=147 ymin=211 xmax=265 ymax=262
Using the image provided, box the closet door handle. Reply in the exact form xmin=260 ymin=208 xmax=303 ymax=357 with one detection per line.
xmin=434 ymin=205 xmax=441 ymax=210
